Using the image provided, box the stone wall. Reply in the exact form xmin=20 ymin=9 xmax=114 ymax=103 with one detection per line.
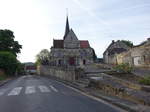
xmin=89 ymin=73 xmax=150 ymax=105
xmin=116 ymin=46 xmax=150 ymax=68
xmin=116 ymin=38 xmax=150 ymax=68
xmin=117 ymin=51 xmax=132 ymax=65
xmin=103 ymin=40 xmax=131 ymax=64
xmin=37 ymin=65 xmax=84 ymax=82
xmin=50 ymin=48 xmax=93 ymax=66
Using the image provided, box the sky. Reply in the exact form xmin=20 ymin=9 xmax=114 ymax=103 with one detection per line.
xmin=0 ymin=0 xmax=150 ymax=62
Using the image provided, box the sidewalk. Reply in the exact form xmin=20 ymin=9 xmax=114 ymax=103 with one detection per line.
xmin=0 ymin=77 xmax=17 ymax=87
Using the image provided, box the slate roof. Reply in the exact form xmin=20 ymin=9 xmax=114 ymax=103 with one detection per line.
xmin=108 ymin=48 xmax=127 ymax=55
xmin=53 ymin=40 xmax=64 ymax=48
xmin=53 ymin=16 xmax=91 ymax=49
xmin=103 ymin=40 xmax=130 ymax=55
xmin=64 ymin=16 xmax=70 ymax=40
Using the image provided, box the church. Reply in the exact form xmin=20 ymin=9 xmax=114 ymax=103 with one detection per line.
xmin=49 ymin=16 xmax=94 ymax=67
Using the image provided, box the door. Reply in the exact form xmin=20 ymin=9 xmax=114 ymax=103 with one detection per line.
xmin=69 ymin=57 xmax=75 ymax=65
xmin=133 ymin=57 xmax=141 ymax=66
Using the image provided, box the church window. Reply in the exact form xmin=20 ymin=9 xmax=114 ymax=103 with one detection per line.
xmin=83 ymin=59 xmax=86 ymax=65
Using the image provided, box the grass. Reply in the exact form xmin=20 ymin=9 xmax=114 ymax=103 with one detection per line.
xmin=139 ymin=76 xmax=150 ymax=85
xmin=113 ymin=63 xmax=133 ymax=73
xmin=0 ymin=74 xmax=8 ymax=81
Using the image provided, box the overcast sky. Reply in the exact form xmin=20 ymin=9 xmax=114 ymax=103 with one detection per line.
xmin=0 ymin=0 xmax=150 ymax=62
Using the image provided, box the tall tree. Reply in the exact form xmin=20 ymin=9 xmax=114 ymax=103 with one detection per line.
xmin=0 ymin=51 xmax=19 ymax=75
xmin=0 ymin=29 xmax=22 ymax=56
xmin=36 ymin=49 xmax=50 ymax=65
xmin=121 ymin=40 xmax=133 ymax=47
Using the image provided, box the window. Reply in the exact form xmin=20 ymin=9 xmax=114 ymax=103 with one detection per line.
xmin=83 ymin=60 xmax=86 ymax=65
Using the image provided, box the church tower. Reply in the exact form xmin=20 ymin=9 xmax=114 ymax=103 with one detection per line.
xmin=63 ymin=16 xmax=79 ymax=48
xmin=50 ymin=14 xmax=93 ymax=67
xmin=63 ymin=16 xmax=70 ymax=40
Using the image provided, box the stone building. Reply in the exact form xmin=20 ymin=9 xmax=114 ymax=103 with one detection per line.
xmin=103 ymin=40 xmax=131 ymax=64
xmin=49 ymin=16 xmax=94 ymax=67
xmin=117 ymin=38 xmax=150 ymax=67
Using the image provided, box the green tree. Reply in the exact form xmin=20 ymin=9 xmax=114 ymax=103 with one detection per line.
xmin=36 ymin=49 xmax=50 ymax=65
xmin=0 ymin=52 xmax=19 ymax=75
xmin=121 ymin=40 xmax=133 ymax=47
xmin=0 ymin=29 xmax=22 ymax=56
xmin=17 ymin=61 xmax=25 ymax=75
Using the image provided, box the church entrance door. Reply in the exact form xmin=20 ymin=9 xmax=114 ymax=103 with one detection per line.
xmin=69 ymin=57 xmax=75 ymax=66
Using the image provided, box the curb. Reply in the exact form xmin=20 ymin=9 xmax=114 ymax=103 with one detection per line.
xmin=0 ymin=79 xmax=11 ymax=87
xmin=0 ymin=77 xmax=17 ymax=87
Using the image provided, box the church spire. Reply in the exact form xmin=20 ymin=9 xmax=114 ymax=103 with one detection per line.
xmin=64 ymin=15 xmax=70 ymax=40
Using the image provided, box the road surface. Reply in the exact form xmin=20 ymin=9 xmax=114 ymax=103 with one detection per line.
xmin=0 ymin=75 xmax=124 ymax=112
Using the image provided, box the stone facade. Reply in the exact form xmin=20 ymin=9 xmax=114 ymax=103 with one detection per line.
xmin=117 ymin=38 xmax=150 ymax=67
xmin=37 ymin=65 xmax=85 ymax=81
xmin=38 ymin=65 xmax=76 ymax=81
xmin=103 ymin=40 xmax=131 ymax=64
xmin=49 ymin=16 xmax=94 ymax=67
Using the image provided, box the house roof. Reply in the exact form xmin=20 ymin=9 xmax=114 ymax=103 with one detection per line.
xmin=53 ymin=40 xmax=64 ymax=48
xmin=108 ymin=48 xmax=127 ymax=55
xmin=64 ymin=29 xmax=78 ymax=41
xmin=53 ymin=16 xmax=91 ymax=49
xmin=80 ymin=40 xmax=90 ymax=48
xmin=103 ymin=40 xmax=130 ymax=55
xmin=134 ymin=38 xmax=150 ymax=48
xmin=53 ymin=40 xmax=90 ymax=48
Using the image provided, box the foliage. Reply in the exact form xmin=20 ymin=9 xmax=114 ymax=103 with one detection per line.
xmin=0 ymin=51 xmax=19 ymax=75
xmin=139 ymin=76 xmax=150 ymax=85
xmin=0 ymin=75 xmax=8 ymax=81
xmin=121 ymin=40 xmax=133 ymax=47
xmin=0 ymin=29 xmax=22 ymax=56
xmin=113 ymin=63 xmax=133 ymax=73
xmin=36 ymin=49 xmax=50 ymax=65
xmin=17 ymin=62 xmax=25 ymax=75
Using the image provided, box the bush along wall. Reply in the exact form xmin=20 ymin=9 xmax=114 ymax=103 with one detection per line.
xmin=113 ymin=63 xmax=133 ymax=73
xmin=0 ymin=51 xmax=19 ymax=76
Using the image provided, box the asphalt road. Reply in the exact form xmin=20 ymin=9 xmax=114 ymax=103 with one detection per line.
xmin=0 ymin=75 xmax=124 ymax=112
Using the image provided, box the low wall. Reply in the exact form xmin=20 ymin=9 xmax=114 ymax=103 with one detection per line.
xmin=37 ymin=65 xmax=84 ymax=82
xmin=89 ymin=73 xmax=150 ymax=106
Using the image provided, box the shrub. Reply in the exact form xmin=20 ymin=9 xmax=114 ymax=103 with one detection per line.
xmin=0 ymin=75 xmax=8 ymax=81
xmin=0 ymin=51 xmax=19 ymax=75
xmin=139 ymin=76 xmax=150 ymax=85
xmin=113 ymin=63 xmax=133 ymax=73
